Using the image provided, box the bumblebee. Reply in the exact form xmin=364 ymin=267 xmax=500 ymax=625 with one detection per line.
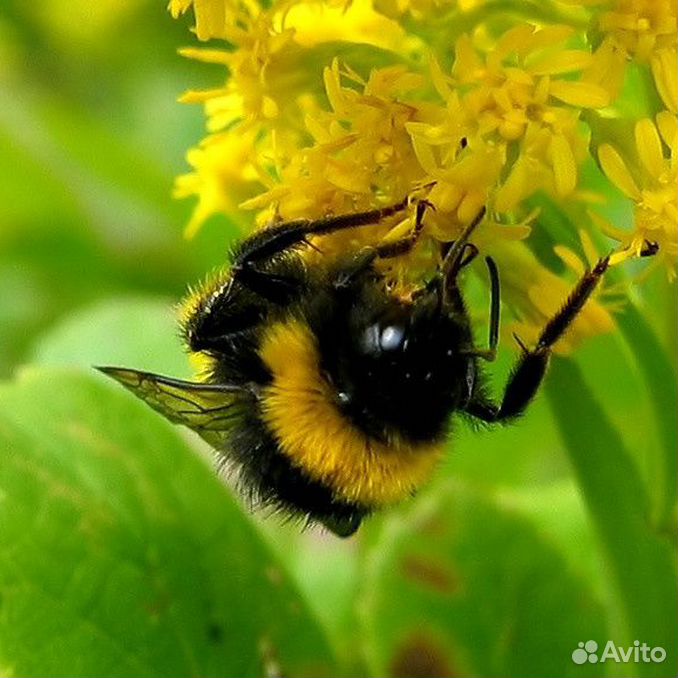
xmin=99 ymin=197 xmax=610 ymax=537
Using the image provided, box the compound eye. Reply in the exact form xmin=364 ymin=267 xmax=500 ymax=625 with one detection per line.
xmin=359 ymin=323 xmax=407 ymax=355
xmin=380 ymin=325 xmax=405 ymax=351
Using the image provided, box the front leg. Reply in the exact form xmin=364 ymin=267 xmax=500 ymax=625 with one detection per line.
xmin=332 ymin=200 xmax=431 ymax=288
xmin=186 ymin=198 xmax=416 ymax=351
xmin=221 ymin=197 xmax=415 ymax=308
xmin=466 ymin=257 xmax=610 ymax=423
xmin=233 ymin=197 xmax=411 ymax=270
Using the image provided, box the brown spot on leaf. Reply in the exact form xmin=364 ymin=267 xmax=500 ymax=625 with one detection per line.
xmin=390 ymin=634 xmax=456 ymax=678
xmin=418 ymin=514 xmax=449 ymax=538
xmin=265 ymin=565 xmax=283 ymax=586
xmin=402 ymin=555 xmax=458 ymax=594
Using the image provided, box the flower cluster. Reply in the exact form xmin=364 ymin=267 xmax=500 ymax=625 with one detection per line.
xmin=169 ymin=0 xmax=676 ymax=347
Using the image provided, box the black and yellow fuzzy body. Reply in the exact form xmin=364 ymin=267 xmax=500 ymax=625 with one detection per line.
xmin=184 ymin=252 xmax=474 ymax=536
xmin=99 ymin=199 xmax=610 ymax=537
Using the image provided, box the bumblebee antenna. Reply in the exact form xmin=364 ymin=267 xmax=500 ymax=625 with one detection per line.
xmin=442 ymin=207 xmax=486 ymax=281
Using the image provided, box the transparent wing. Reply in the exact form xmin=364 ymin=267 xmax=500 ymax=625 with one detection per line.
xmin=96 ymin=366 xmax=248 ymax=448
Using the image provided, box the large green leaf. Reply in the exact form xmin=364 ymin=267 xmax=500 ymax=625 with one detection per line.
xmin=616 ymin=304 xmax=678 ymax=529
xmin=547 ymin=358 xmax=678 ymax=677
xmin=31 ymin=297 xmax=190 ymax=379
xmin=0 ymin=368 xmax=336 ymax=677
xmin=359 ymin=481 xmax=608 ymax=678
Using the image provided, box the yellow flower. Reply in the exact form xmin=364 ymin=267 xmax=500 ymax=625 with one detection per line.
xmin=169 ymin=0 xmax=674 ymax=349
xmin=597 ymin=113 xmax=677 ymax=279
xmin=411 ymin=24 xmax=608 ymax=214
xmin=168 ymin=0 xmax=247 ymax=41
xmin=247 ymin=61 xmax=429 ymax=219
xmin=174 ymin=131 xmax=264 ymax=237
xmin=587 ymin=0 xmax=677 ymax=106
xmin=597 ymin=0 xmax=676 ymax=62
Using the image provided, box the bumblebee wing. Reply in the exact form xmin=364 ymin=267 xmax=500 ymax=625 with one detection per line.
xmin=96 ymin=366 xmax=247 ymax=448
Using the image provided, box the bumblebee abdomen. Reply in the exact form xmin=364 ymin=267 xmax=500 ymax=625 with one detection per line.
xmin=256 ymin=319 xmax=444 ymax=509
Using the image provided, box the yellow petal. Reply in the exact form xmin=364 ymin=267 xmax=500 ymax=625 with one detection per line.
xmin=178 ymin=47 xmax=231 ymax=64
xmin=193 ymin=0 xmax=227 ymax=41
xmin=598 ymin=144 xmax=641 ymax=199
xmin=324 ymin=159 xmax=369 ymax=194
xmin=305 ymin=114 xmax=329 ymax=143
xmin=554 ymin=245 xmax=586 ymax=276
xmin=178 ymin=87 xmax=229 ymax=103
xmin=656 ymin=111 xmax=677 ymax=151
xmin=495 ymin=158 xmax=530 ymax=212
xmin=453 ymin=34 xmax=483 ymax=81
xmin=428 ymin=182 xmax=462 ymax=214
xmin=429 ymin=54 xmax=452 ymax=99
xmin=499 ymin=119 xmax=526 ymax=140
xmin=522 ymin=25 xmax=574 ymax=54
xmin=579 ymin=229 xmax=599 ymax=267
xmin=608 ymin=249 xmax=635 ymax=267
xmin=457 ymin=190 xmax=486 ymax=224
xmin=286 ymin=0 xmax=405 ymax=51
xmin=262 ymin=96 xmax=279 ymax=119
xmin=550 ymin=134 xmax=577 ymax=195
xmin=651 ymin=48 xmax=678 ymax=114
xmin=635 ymin=119 xmax=665 ymax=179
xmin=549 ymin=80 xmax=610 ymax=108
xmin=409 ymin=134 xmax=439 ymax=175
xmin=587 ymin=209 xmax=629 ymax=241
xmin=526 ymin=50 xmax=593 ymax=76
xmin=168 ymin=0 xmax=192 ymax=19
xmin=323 ymin=61 xmax=345 ymax=113
xmin=583 ymin=38 xmax=626 ymax=102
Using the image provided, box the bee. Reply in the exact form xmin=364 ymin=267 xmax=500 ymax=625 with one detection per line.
xmin=99 ymin=197 xmax=610 ymax=537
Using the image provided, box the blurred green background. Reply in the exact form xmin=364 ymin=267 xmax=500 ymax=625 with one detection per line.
xmin=0 ymin=2 xmax=676 ymax=677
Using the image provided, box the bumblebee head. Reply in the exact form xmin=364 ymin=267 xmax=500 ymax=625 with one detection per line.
xmin=320 ymin=283 xmax=475 ymax=443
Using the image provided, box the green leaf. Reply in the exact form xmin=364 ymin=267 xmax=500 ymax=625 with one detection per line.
xmin=31 ymin=297 xmax=190 ymax=379
xmin=0 ymin=368 xmax=336 ymax=677
xmin=616 ymin=304 xmax=678 ymax=529
xmin=359 ymin=482 xmax=608 ymax=678
xmin=494 ymin=482 xmax=609 ymax=601
xmin=546 ymin=358 xmax=678 ymax=677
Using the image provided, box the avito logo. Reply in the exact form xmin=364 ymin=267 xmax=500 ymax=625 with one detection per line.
xmin=572 ymin=640 xmax=666 ymax=665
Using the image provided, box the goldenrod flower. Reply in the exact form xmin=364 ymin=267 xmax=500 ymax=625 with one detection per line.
xmin=586 ymin=0 xmax=677 ymax=105
xmin=169 ymin=0 xmax=677 ymax=347
xmin=174 ymin=131 xmax=264 ymax=237
xmin=597 ymin=113 xmax=677 ymax=279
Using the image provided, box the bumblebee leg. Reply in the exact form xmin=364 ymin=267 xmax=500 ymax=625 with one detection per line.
xmin=234 ymin=197 xmax=411 ymax=269
xmin=442 ymin=207 xmax=486 ymax=284
xmin=462 ymin=256 xmax=500 ymax=362
xmin=234 ymin=265 xmax=304 ymax=304
xmin=372 ymin=199 xmax=429 ymax=259
xmin=486 ymin=256 xmax=501 ymax=358
xmin=332 ymin=200 xmax=430 ymax=287
xmin=228 ymin=197 xmax=414 ymax=303
xmin=332 ymin=232 xmax=425 ymax=289
xmin=465 ymin=256 xmax=609 ymax=422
